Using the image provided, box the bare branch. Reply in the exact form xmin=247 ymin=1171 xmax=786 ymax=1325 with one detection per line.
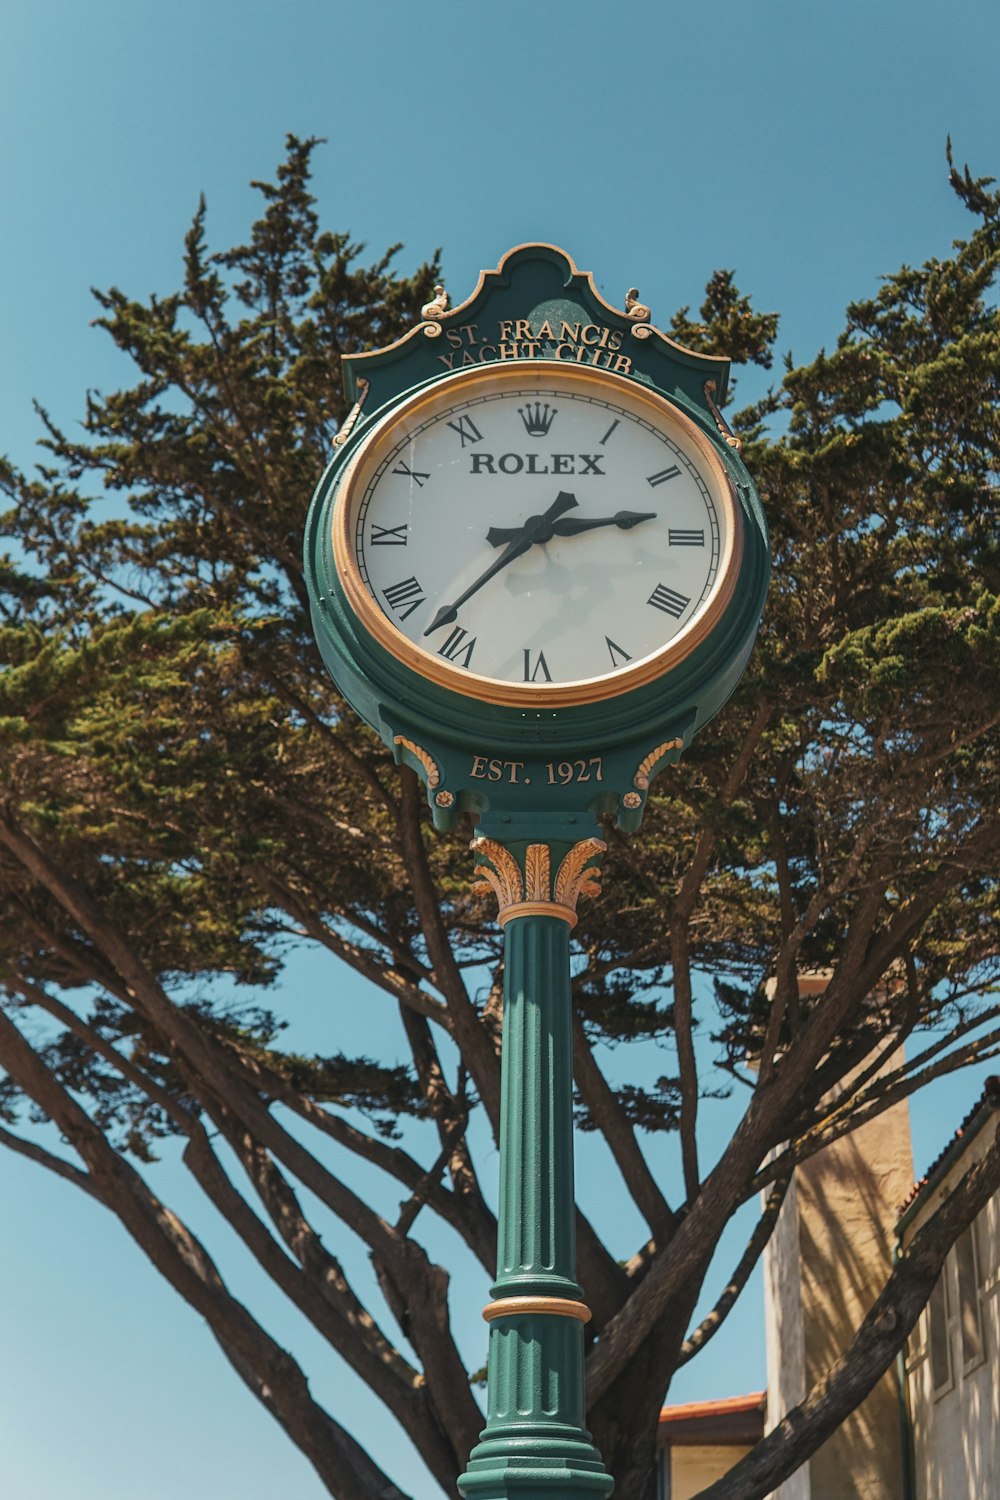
xmin=185 ymin=1109 xmax=464 ymax=1490
xmin=0 ymin=1003 xmax=409 ymax=1500
xmin=3 ymin=973 xmax=191 ymax=1131
xmin=676 ymin=1174 xmax=790 ymax=1366
xmin=213 ymin=1331 xmax=414 ymax=1500
xmin=571 ymin=1007 xmax=674 ymax=1238
xmin=247 ymin=862 xmax=449 ymax=1027
xmin=398 ymin=1005 xmax=497 ymax=1268
xmin=396 ymin=769 xmax=501 ymax=1130
xmin=0 ymin=1119 xmax=100 ymax=1200
xmin=671 ymin=700 xmax=774 ymax=1193
xmin=760 ymin=822 xmax=881 ymax=1081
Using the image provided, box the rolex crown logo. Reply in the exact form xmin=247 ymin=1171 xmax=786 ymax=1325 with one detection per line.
xmin=517 ymin=402 xmax=557 ymax=437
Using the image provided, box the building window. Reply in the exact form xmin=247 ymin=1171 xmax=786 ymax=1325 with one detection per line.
xmin=955 ymin=1223 xmax=985 ymax=1371
xmin=928 ymin=1270 xmax=952 ymax=1396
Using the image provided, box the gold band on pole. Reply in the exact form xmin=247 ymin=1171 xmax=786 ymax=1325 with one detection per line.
xmin=482 ymin=1296 xmax=592 ymax=1324
xmin=497 ymin=901 xmax=578 ymax=929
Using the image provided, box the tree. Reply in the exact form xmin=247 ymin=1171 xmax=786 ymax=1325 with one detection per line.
xmin=1 ymin=136 xmax=998 ymax=1500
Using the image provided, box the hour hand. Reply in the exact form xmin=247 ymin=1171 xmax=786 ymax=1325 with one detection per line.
xmin=425 ymin=491 xmax=579 ymax=635
xmin=486 ymin=509 xmax=656 ymax=546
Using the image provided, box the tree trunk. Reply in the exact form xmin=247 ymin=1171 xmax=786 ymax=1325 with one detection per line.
xmin=589 ymin=1338 xmax=675 ymax=1500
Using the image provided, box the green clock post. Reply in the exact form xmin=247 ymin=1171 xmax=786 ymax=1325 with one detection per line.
xmin=304 ymin=245 xmax=769 ymax=1499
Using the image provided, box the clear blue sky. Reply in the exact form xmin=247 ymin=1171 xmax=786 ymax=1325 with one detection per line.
xmin=2 ymin=3 xmax=998 ymax=1497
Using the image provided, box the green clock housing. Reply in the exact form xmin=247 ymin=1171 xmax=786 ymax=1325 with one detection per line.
xmin=304 ymin=245 xmax=769 ymax=831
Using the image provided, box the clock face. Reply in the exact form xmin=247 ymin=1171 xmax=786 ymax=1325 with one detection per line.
xmin=332 ymin=363 xmax=741 ymax=706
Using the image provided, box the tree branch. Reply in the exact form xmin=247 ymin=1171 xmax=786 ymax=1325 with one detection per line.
xmin=0 ymin=1003 xmax=409 ymax=1500
xmin=185 ymin=1107 xmax=463 ymax=1491
xmin=676 ymin=1174 xmax=790 ymax=1367
xmin=396 ymin=769 xmax=501 ymax=1130
xmin=0 ymin=1119 xmax=100 ymax=1200
xmin=397 ymin=1004 xmax=497 ymax=1269
xmin=670 ymin=701 xmax=774 ymax=1194
xmin=571 ymin=1008 xmax=674 ymax=1239
xmin=247 ymin=862 xmax=449 ymax=1028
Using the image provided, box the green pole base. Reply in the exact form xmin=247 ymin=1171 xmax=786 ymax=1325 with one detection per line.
xmin=459 ymin=1314 xmax=614 ymax=1499
xmin=460 ymin=1425 xmax=614 ymax=1500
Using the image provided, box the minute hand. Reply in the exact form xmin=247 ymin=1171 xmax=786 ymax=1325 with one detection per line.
xmin=485 ymin=509 xmax=656 ymax=546
xmin=424 ymin=490 xmax=579 ymax=636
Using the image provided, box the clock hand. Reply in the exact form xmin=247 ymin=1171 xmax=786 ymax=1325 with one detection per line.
xmin=485 ymin=509 xmax=656 ymax=547
xmin=424 ymin=490 xmax=579 ymax=636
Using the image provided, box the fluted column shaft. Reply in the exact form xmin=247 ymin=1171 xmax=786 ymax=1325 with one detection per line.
xmin=459 ymin=842 xmax=613 ymax=1500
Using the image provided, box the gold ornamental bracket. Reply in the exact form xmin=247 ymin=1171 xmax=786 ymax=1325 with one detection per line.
xmin=633 ymin=738 xmax=683 ymax=791
xmin=704 ymin=380 xmax=744 ymax=455
xmin=393 ymin=734 xmax=441 ymax=787
xmin=331 ymin=376 xmax=370 ymax=449
xmin=418 ymin=283 xmax=450 ymax=341
xmin=471 ymin=836 xmax=607 ymax=928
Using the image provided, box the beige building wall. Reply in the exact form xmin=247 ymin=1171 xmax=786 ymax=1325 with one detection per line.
xmin=796 ymin=1093 xmax=914 ymax=1498
xmin=764 ymin=1009 xmax=914 ymax=1499
xmin=763 ymin=1170 xmax=809 ymax=1500
xmin=902 ymin=1120 xmax=1000 ymax=1500
xmin=668 ymin=1444 xmax=754 ymax=1499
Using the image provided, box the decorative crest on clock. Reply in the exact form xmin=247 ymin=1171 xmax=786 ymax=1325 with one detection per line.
xmin=340 ymin=243 xmax=733 ymax=415
xmin=518 ymin=402 xmax=557 ymax=437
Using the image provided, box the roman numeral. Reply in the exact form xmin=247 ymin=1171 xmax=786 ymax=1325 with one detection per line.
xmin=605 ymin=636 xmax=632 ymax=668
xmin=668 ymin=529 xmax=704 ymax=547
xmin=371 ymin=523 xmax=408 ymax=546
xmin=382 ymin=576 xmax=425 ymax=620
xmin=647 ymin=584 xmax=690 ymax=618
xmin=438 ymin=626 xmax=477 ymax=668
xmin=599 ymin=419 xmax=620 ymax=445
xmin=647 ymin=465 xmax=681 ymax=487
xmin=391 ymin=461 xmax=430 ymax=488
xmin=523 ymin=648 xmax=552 ymax=682
xmin=446 ymin=414 xmax=484 ymax=448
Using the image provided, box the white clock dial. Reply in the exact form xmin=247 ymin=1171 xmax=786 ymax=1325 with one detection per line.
xmin=333 ymin=363 xmax=741 ymax=706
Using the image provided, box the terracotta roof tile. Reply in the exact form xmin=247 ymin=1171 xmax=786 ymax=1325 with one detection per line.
xmin=659 ymin=1391 xmax=766 ymax=1424
xmin=897 ymin=1074 xmax=1000 ymax=1221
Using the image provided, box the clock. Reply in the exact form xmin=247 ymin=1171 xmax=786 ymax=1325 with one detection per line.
xmin=329 ymin=361 xmax=743 ymax=708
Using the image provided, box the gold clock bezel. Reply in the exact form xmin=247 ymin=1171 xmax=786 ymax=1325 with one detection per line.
xmin=332 ymin=361 xmax=743 ymax=707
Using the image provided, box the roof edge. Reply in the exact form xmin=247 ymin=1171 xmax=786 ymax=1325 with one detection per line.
xmin=896 ymin=1075 xmax=1000 ymax=1233
xmin=659 ymin=1391 xmax=766 ymax=1425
